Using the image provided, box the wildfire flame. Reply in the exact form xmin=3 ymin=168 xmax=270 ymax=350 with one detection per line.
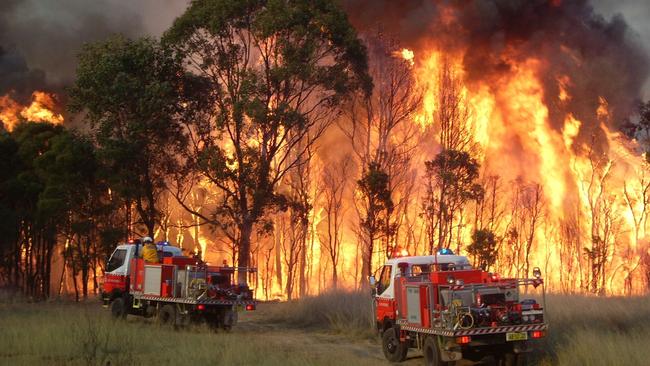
xmin=405 ymin=44 xmax=648 ymax=294
xmin=0 ymin=91 xmax=64 ymax=131
xmin=393 ymin=48 xmax=415 ymax=66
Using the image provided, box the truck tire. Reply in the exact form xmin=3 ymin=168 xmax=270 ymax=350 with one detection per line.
xmin=423 ymin=336 xmax=454 ymax=366
xmin=382 ymin=327 xmax=408 ymax=362
xmin=222 ymin=309 xmax=237 ymax=331
xmin=110 ymin=297 xmax=127 ymax=319
xmin=497 ymin=353 xmax=527 ymax=366
xmin=157 ymin=304 xmax=176 ymax=327
xmin=513 ymin=353 xmax=527 ymax=366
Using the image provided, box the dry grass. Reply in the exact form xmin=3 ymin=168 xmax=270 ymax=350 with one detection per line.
xmin=536 ymin=295 xmax=650 ymax=366
xmin=1 ymin=291 xmax=649 ymax=365
xmin=0 ymin=298 xmax=378 ymax=366
xmin=266 ymin=291 xmax=650 ymax=365
xmin=263 ymin=290 xmax=376 ymax=338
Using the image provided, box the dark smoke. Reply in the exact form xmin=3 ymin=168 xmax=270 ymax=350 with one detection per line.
xmin=0 ymin=0 xmax=186 ymax=100
xmin=342 ymin=0 xmax=650 ymax=136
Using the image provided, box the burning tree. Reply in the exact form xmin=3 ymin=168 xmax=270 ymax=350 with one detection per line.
xmin=435 ymin=58 xmax=475 ymax=153
xmin=341 ymin=30 xmax=421 ymax=286
xmin=466 ymin=229 xmax=497 ymax=271
xmin=319 ymin=156 xmax=351 ymax=289
xmin=164 ymin=0 xmax=370 ymax=284
xmin=423 ymin=149 xmax=483 ymax=253
xmin=502 ymin=181 xmax=544 ymax=279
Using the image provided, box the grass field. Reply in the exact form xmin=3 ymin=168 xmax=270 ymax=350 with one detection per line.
xmin=1 ymin=292 xmax=649 ymax=365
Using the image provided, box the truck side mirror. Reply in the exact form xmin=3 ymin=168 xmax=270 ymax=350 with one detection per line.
xmin=369 ymin=276 xmax=377 ymax=287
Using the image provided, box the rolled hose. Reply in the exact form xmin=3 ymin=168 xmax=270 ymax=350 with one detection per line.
xmin=454 ymin=311 xmax=474 ymax=330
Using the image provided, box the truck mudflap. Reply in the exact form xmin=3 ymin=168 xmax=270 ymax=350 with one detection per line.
xmin=397 ymin=320 xmax=548 ymax=337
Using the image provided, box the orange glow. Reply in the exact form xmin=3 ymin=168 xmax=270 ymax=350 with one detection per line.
xmin=558 ymin=75 xmax=571 ymax=102
xmin=396 ymin=44 xmax=649 ymax=295
xmin=393 ymin=48 xmax=415 ymax=66
xmin=0 ymin=95 xmax=22 ymax=130
xmin=0 ymin=91 xmax=64 ymax=131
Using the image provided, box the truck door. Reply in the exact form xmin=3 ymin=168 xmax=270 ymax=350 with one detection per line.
xmin=376 ymin=265 xmax=396 ymax=322
xmin=103 ymin=246 xmax=131 ymax=296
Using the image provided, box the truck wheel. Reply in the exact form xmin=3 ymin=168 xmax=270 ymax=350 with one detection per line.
xmin=110 ymin=297 xmax=127 ymax=319
xmin=423 ymin=336 xmax=445 ymax=366
xmin=157 ymin=305 xmax=176 ymax=327
xmin=497 ymin=353 xmax=527 ymax=366
xmin=382 ymin=327 xmax=408 ymax=362
xmin=222 ymin=309 xmax=237 ymax=331
xmin=515 ymin=353 xmax=528 ymax=366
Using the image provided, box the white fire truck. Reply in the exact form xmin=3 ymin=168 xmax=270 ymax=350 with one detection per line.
xmin=101 ymin=241 xmax=256 ymax=330
xmin=370 ymin=249 xmax=547 ymax=365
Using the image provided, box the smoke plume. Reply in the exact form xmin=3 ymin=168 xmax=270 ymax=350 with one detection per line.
xmin=0 ymin=0 xmax=186 ymax=101
xmin=342 ymin=0 xmax=650 ymax=135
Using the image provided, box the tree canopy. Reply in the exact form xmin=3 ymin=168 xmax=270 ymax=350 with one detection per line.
xmin=69 ymin=36 xmax=187 ymax=237
xmin=163 ymin=0 xmax=371 ymax=283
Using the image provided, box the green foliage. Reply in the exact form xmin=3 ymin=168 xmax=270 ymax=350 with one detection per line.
xmin=0 ymin=132 xmax=20 ymax=274
xmin=467 ymin=229 xmax=498 ymax=270
xmin=0 ymin=122 xmax=120 ymax=297
xmin=69 ymin=35 xmax=187 ymax=236
xmin=357 ymin=161 xmax=394 ymax=235
xmin=423 ymin=149 xmax=484 ymax=251
xmin=425 ymin=149 xmax=484 ymax=203
xmin=10 ymin=122 xmax=67 ymax=225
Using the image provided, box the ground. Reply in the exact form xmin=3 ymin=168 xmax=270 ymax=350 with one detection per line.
xmin=1 ymin=292 xmax=649 ymax=365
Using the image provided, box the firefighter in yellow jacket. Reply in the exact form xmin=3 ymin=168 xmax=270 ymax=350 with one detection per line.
xmin=141 ymin=237 xmax=159 ymax=263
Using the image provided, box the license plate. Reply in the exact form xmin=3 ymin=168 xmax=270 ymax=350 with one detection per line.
xmin=506 ymin=332 xmax=528 ymax=341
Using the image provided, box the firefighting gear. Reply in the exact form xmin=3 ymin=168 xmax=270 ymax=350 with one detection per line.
xmin=142 ymin=242 xmax=159 ymax=263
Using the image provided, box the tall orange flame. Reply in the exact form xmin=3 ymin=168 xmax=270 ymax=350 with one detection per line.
xmin=0 ymin=91 xmax=64 ymax=131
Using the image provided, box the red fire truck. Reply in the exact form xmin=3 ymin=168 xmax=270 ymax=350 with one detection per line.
xmin=370 ymin=249 xmax=547 ymax=365
xmin=101 ymin=241 xmax=256 ymax=330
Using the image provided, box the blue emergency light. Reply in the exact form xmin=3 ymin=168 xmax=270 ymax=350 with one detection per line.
xmin=437 ymin=248 xmax=454 ymax=255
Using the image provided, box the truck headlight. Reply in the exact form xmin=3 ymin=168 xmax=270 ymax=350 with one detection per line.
xmin=499 ymin=312 xmax=509 ymax=323
xmin=447 ymin=275 xmax=455 ymax=285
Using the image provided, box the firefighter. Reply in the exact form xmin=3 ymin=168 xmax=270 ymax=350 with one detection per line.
xmin=141 ymin=236 xmax=159 ymax=263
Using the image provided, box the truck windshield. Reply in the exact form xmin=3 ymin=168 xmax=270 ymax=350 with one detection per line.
xmin=378 ymin=265 xmax=392 ymax=295
xmin=106 ymin=249 xmax=127 ymax=272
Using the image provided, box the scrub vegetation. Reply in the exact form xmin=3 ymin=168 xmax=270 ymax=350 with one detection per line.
xmin=1 ymin=291 xmax=648 ymax=365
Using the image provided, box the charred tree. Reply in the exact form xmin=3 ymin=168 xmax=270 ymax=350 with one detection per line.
xmin=319 ymin=157 xmax=351 ymax=288
xmin=341 ymin=30 xmax=421 ymax=286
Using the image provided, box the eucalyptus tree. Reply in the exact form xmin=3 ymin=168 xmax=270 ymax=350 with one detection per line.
xmin=70 ymin=36 xmax=187 ymax=238
xmin=164 ymin=0 xmax=371 ymax=284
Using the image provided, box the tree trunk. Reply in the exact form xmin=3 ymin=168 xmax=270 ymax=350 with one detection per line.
xmin=71 ymin=259 xmax=79 ymax=302
xmin=237 ymin=220 xmax=253 ymax=285
xmin=298 ymin=222 xmax=308 ymax=298
xmin=360 ymin=233 xmax=374 ymax=288
xmin=274 ymin=228 xmax=283 ymax=291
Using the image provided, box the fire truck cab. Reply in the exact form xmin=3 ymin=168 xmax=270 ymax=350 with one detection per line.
xmin=370 ymin=249 xmax=547 ymax=366
xmin=103 ymin=242 xmax=183 ymax=300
